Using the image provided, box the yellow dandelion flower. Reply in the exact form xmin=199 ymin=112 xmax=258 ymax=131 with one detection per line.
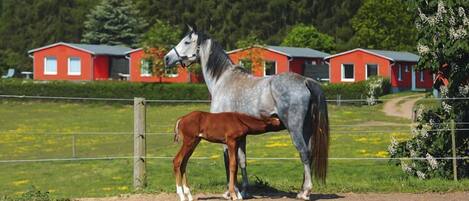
xmin=117 ymin=186 xmax=128 ymax=191
xmin=265 ymin=142 xmax=289 ymax=148
xmin=375 ymin=151 xmax=389 ymax=158
xmin=12 ymin=180 xmax=29 ymax=186
xmin=102 ymin=187 xmax=112 ymax=191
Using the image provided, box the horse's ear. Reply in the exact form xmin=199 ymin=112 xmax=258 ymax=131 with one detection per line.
xmin=186 ymin=24 xmax=197 ymax=33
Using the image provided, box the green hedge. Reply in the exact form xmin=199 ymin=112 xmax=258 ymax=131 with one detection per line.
xmin=0 ymin=79 xmax=210 ymax=100
xmin=0 ymin=78 xmax=390 ymax=102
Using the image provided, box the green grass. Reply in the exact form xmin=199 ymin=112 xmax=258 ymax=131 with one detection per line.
xmin=0 ymin=99 xmax=468 ymax=199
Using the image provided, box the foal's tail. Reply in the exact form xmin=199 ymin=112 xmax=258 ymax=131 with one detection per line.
xmin=306 ymin=79 xmax=330 ymax=184
xmin=173 ymin=118 xmax=182 ymax=143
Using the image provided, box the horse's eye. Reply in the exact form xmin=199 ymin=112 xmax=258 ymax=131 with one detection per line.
xmin=184 ymin=41 xmax=191 ymax=45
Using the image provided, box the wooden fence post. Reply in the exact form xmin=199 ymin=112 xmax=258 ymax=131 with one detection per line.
xmin=134 ymin=97 xmax=147 ymax=189
xmin=72 ymin=134 xmax=76 ymax=158
xmin=451 ymin=119 xmax=458 ymax=181
xmin=337 ymin=94 xmax=341 ymax=106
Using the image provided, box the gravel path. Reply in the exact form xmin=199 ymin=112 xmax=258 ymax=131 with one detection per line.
xmin=382 ymin=94 xmax=425 ymax=119
xmin=77 ymin=192 xmax=469 ymax=201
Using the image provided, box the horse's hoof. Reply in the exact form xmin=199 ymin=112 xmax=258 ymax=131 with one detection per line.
xmin=296 ymin=191 xmax=310 ymax=200
xmin=240 ymin=191 xmax=250 ymax=199
xmin=222 ymin=191 xmax=231 ymax=200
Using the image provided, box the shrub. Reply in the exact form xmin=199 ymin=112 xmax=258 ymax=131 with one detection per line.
xmin=322 ymin=77 xmax=391 ymax=104
xmin=0 ymin=78 xmax=391 ymax=104
xmin=0 ymin=79 xmax=210 ymax=101
xmin=0 ymin=186 xmax=69 ymax=201
xmin=388 ymin=87 xmax=469 ymax=179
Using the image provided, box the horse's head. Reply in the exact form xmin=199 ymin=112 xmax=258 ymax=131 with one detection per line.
xmin=164 ymin=25 xmax=203 ymax=68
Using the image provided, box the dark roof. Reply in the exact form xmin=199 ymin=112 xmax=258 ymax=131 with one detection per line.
xmin=28 ymin=42 xmax=134 ymax=56
xmin=324 ymin=48 xmax=419 ymax=62
xmin=365 ymin=49 xmax=419 ymax=62
xmin=227 ymin=45 xmax=330 ymax=58
xmin=266 ymin=45 xmax=330 ymax=58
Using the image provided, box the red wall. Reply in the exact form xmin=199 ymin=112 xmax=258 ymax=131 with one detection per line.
xmin=228 ymin=47 xmax=289 ymax=77
xmin=33 ymin=45 xmax=93 ymax=80
xmin=329 ymin=50 xmax=391 ymax=83
xmin=128 ymin=50 xmax=192 ymax=83
xmin=391 ymin=62 xmax=433 ymax=89
xmin=289 ymin=57 xmax=324 ymax=75
xmin=93 ymin=56 xmax=109 ymax=80
xmin=329 ymin=49 xmax=433 ymax=90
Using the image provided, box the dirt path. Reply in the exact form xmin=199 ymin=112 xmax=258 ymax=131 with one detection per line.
xmin=382 ymin=94 xmax=425 ymax=119
xmin=77 ymin=192 xmax=469 ymax=201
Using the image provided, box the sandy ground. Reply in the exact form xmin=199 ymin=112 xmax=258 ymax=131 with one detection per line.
xmin=382 ymin=94 xmax=425 ymax=119
xmin=77 ymin=192 xmax=469 ymax=201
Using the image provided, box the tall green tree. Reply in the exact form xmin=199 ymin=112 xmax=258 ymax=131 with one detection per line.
xmin=281 ymin=24 xmax=335 ymax=53
xmin=82 ymin=0 xmax=147 ymax=47
xmin=351 ymin=0 xmax=417 ymax=51
xmin=0 ymin=0 xmax=94 ymax=73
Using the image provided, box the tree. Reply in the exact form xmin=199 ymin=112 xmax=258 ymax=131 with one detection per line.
xmin=281 ymin=24 xmax=335 ymax=53
xmin=389 ymin=0 xmax=469 ymax=179
xmin=140 ymin=20 xmax=184 ymax=79
xmin=0 ymin=0 xmax=94 ymax=73
xmin=351 ymin=0 xmax=417 ymax=51
xmin=82 ymin=0 xmax=147 ymax=47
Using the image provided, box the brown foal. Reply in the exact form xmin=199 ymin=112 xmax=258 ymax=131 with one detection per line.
xmin=173 ymin=111 xmax=283 ymax=201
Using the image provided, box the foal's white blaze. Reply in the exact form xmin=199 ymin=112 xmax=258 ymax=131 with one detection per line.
xmin=176 ymin=185 xmax=186 ymax=201
xmin=183 ymin=185 xmax=193 ymax=201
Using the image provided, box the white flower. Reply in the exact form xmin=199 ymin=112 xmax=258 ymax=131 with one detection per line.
xmin=440 ymin=86 xmax=449 ymax=98
xmin=458 ymin=7 xmax=466 ymax=18
xmin=410 ymin=149 xmax=417 ymax=158
xmin=426 ymin=153 xmax=438 ymax=169
xmin=420 ymin=127 xmax=429 ymax=138
xmin=401 ymin=162 xmax=412 ymax=174
xmin=417 ymin=43 xmax=430 ymax=55
xmin=459 ymin=84 xmax=469 ymax=97
xmin=416 ymin=171 xmax=426 ymax=179
xmin=442 ymin=101 xmax=452 ymax=114
xmin=388 ymin=137 xmax=399 ymax=155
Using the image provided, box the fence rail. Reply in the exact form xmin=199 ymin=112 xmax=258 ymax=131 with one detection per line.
xmin=1 ymin=94 xmax=469 ymax=103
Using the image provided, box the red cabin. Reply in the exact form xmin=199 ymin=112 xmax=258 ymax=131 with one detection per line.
xmin=126 ymin=48 xmax=201 ymax=83
xmin=227 ymin=45 xmax=330 ymax=77
xmin=28 ymin=42 xmax=132 ymax=81
xmin=325 ymin=48 xmax=433 ymax=92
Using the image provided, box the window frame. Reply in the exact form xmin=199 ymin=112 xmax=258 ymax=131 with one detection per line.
xmin=140 ymin=59 xmax=152 ymax=77
xmin=263 ymin=60 xmax=277 ymax=76
xmin=420 ymin=70 xmax=424 ymax=82
xmin=398 ymin=64 xmax=402 ymax=81
xmin=365 ymin=64 xmax=379 ymax=80
xmin=67 ymin=57 xmax=81 ymax=76
xmin=44 ymin=56 xmax=58 ymax=75
xmin=341 ymin=63 xmax=355 ymax=82
xmin=164 ymin=67 xmax=179 ymax=77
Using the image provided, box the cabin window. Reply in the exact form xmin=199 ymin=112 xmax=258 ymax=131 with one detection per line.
xmin=44 ymin=57 xmax=57 ymax=75
xmin=341 ymin=64 xmax=354 ymax=81
xmin=68 ymin=57 xmax=81 ymax=75
xmin=398 ymin=64 xmax=402 ymax=81
xmin=405 ymin=65 xmax=409 ymax=72
xmin=420 ymin=71 xmax=424 ymax=82
xmin=239 ymin=58 xmax=252 ymax=73
xmin=140 ymin=59 xmax=152 ymax=76
xmin=366 ymin=64 xmax=378 ymax=79
xmin=264 ymin=60 xmax=276 ymax=76
xmin=165 ymin=66 xmax=178 ymax=77
xmin=305 ymin=60 xmax=317 ymax=65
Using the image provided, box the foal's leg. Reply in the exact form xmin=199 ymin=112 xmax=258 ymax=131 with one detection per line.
xmin=180 ymin=138 xmax=200 ymax=201
xmin=223 ymin=140 xmax=245 ymax=199
xmin=227 ymin=139 xmax=240 ymax=200
xmin=173 ymin=136 xmax=199 ymax=201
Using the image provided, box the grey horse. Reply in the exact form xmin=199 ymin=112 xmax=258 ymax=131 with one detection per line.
xmin=164 ymin=26 xmax=329 ymax=200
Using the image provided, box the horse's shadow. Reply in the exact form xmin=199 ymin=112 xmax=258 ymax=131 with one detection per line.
xmin=197 ymin=177 xmax=344 ymax=201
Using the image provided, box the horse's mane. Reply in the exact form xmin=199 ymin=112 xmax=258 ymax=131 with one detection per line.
xmin=196 ymin=31 xmax=234 ymax=81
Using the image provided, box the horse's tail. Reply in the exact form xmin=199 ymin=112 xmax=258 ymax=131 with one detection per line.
xmin=306 ymin=79 xmax=330 ymax=184
xmin=174 ymin=118 xmax=182 ymax=143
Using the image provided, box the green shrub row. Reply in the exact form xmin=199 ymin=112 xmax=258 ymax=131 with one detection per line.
xmin=0 ymin=79 xmax=210 ymax=101
xmin=0 ymin=78 xmax=390 ymax=103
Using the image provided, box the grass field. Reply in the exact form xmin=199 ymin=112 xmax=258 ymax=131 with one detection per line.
xmin=0 ymin=97 xmax=468 ymax=199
